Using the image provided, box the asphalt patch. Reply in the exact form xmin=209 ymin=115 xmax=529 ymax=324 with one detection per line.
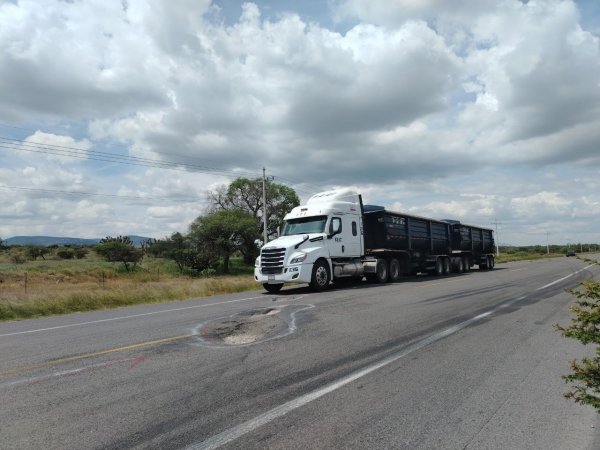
xmin=193 ymin=305 xmax=314 ymax=347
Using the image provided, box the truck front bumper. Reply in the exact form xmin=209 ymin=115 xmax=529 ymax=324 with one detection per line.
xmin=254 ymin=263 xmax=313 ymax=285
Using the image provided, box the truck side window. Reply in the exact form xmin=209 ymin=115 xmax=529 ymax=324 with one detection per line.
xmin=352 ymin=221 xmax=357 ymax=236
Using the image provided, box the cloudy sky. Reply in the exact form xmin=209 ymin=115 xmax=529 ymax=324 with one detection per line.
xmin=1 ymin=0 xmax=599 ymax=245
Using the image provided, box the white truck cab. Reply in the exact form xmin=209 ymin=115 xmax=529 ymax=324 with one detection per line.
xmin=254 ymin=189 xmax=364 ymax=292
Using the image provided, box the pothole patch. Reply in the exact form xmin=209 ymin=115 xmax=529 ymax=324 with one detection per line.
xmin=192 ymin=305 xmax=314 ymax=347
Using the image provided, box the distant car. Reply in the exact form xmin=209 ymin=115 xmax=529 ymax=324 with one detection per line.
xmin=566 ymin=250 xmax=576 ymax=257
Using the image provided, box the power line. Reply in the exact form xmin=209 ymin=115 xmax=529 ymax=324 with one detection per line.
xmin=0 ymin=136 xmax=261 ymax=179
xmin=0 ymin=185 xmax=207 ymax=204
xmin=0 ymin=133 xmax=318 ymax=195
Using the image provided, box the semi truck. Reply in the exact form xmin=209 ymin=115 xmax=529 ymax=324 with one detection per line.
xmin=254 ymin=189 xmax=495 ymax=293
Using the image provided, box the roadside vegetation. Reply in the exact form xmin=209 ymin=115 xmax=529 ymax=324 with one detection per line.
xmin=0 ymin=177 xmax=298 ymax=322
xmin=0 ymin=249 xmax=258 ymax=321
xmin=556 ymin=279 xmax=600 ymax=413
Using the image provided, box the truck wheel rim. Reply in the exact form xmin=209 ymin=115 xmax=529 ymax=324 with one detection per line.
xmin=315 ymin=266 xmax=328 ymax=286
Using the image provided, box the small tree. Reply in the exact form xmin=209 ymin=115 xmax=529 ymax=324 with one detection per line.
xmin=189 ymin=210 xmax=258 ymax=274
xmin=26 ymin=246 xmax=50 ymax=261
xmin=556 ymin=280 xmax=600 ymax=412
xmin=95 ymin=236 xmax=143 ymax=272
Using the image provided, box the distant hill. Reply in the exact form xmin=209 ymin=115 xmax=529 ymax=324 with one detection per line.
xmin=3 ymin=235 xmax=152 ymax=247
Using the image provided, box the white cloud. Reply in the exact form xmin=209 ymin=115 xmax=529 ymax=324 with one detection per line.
xmin=0 ymin=0 xmax=599 ymax=244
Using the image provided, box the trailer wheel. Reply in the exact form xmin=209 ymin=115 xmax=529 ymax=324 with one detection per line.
xmin=479 ymin=256 xmax=488 ymax=270
xmin=389 ymin=258 xmax=401 ymax=282
xmin=310 ymin=259 xmax=330 ymax=291
xmin=456 ymin=257 xmax=464 ymax=273
xmin=442 ymin=257 xmax=451 ymax=275
xmin=263 ymin=283 xmax=283 ymax=293
xmin=375 ymin=259 xmax=389 ymax=283
xmin=434 ymin=258 xmax=443 ymax=276
xmin=489 ymin=255 xmax=495 ymax=270
xmin=463 ymin=256 xmax=470 ymax=272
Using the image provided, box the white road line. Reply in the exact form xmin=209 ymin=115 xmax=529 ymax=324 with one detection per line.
xmin=0 ymin=295 xmax=268 ymax=337
xmin=535 ymin=264 xmax=594 ymax=291
xmin=185 ymin=268 xmax=596 ymax=450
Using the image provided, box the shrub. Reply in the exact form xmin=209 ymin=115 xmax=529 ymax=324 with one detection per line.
xmin=57 ymin=248 xmax=75 ymax=259
xmin=556 ymin=280 xmax=600 ymax=412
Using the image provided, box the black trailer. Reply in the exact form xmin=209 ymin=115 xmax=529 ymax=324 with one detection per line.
xmin=361 ymin=205 xmax=495 ymax=282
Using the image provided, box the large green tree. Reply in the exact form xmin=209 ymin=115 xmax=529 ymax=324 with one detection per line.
xmin=188 ymin=209 xmax=258 ymax=274
xmin=208 ymin=177 xmax=300 ymax=242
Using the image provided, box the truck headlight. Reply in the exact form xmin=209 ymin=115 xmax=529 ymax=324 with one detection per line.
xmin=289 ymin=252 xmax=307 ymax=264
xmin=255 ymin=257 xmax=260 ymax=267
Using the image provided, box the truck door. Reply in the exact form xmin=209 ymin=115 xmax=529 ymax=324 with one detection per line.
xmin=327 ymin=215 xmax=361 ymax=258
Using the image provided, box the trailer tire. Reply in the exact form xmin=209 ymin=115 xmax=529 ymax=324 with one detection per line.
xmin=456 ymin=257 xmax=464 ymax=273
xmin=434 ymin=258 xmax=443 ymax=276
xmin=463 ymin=256 xmax=470 ymax=272
xmin=480 ymin=256 xmax=488 ymax=270
xmin=263 ymin=283 xmax=283 ymax=293
xmin=375 ymin=259 xmax=389 ymax=283
xmin=389 ymin=258 xmax=401 ymax=282
xmin=442 ymin=257 xmax=451 ymax=275
xmin=489 ymin=255 xmax=495 ymax=270
xmin=310 ymin=259 xmax=330 ymax=291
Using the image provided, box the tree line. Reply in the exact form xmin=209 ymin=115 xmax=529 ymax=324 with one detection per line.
xmin=145 ymin=177 xmax=299 ymax=274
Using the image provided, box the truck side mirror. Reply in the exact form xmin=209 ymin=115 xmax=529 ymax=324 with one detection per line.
xmin=328 ymin=217 xmax=342 ymax=238
xmin=254 ymin=239 xmax=263 ymax=248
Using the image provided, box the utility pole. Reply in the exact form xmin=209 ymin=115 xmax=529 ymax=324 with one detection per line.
xmin=546 ymin=231 xmax=550 ymax=254
xmin=262 ymin=167 xmax=268 ymax=244
xmin=491 ymin=218 xmax=501 ymax=256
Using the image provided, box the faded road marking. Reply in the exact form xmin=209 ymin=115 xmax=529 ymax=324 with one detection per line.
xmin=0 ymin=355 xmax=147 ymax=390
xmin=0 ymin=295 xmax=267 ymax=337
xmin=0 ymin=334 xmax=189 ymax=377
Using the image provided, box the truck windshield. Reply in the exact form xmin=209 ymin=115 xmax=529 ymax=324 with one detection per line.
xmin=281 ymin=216 xmax=327 ymax=236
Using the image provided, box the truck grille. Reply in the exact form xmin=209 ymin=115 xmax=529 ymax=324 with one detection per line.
xmin=261 ymin=247 xmax=286 ymax=274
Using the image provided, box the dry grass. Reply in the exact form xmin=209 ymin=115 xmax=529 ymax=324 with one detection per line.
xmin=0 ymin=274 xmax=259 ymax=321
xmin=0 ymin=253 xmax=260 ymax=321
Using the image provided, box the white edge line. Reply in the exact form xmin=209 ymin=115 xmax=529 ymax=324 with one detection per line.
xmin=0 ymin=295 xmax=267 ymax=337
xmin=185 ymin=266 xmax=597 ymax=450
xmin=535 ymin=264 xmax=594 ymax=291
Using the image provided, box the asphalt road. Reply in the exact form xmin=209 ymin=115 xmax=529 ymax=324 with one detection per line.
xmin=1 ymin=256 xmax=600 ymax=449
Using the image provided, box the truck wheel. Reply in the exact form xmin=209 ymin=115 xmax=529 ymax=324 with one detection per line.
xmin=442 ymin=257 xmax=451 ymax=275
xmin=434 ymin=258 xmax=443 ymax=276
xmin=263 ymin=283 xmax=283 ymax=293
xmin=463 ymin=256 xmax=470 ymax=272
xmin=375 ymin=259 xmax=389 ymax=283
xmin=389 ymin=258 xmax=401 ymax=282
xmin=489 ymin=255 xmax=495 ymax=270
xmin=310 ymin=260 xmax=330 ymax=291
xmin=480 ymin=256 xmax=488 ymax=270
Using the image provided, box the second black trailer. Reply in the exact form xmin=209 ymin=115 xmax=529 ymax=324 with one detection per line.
xmin=361 ymin=205 xmax=495 ymax=282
